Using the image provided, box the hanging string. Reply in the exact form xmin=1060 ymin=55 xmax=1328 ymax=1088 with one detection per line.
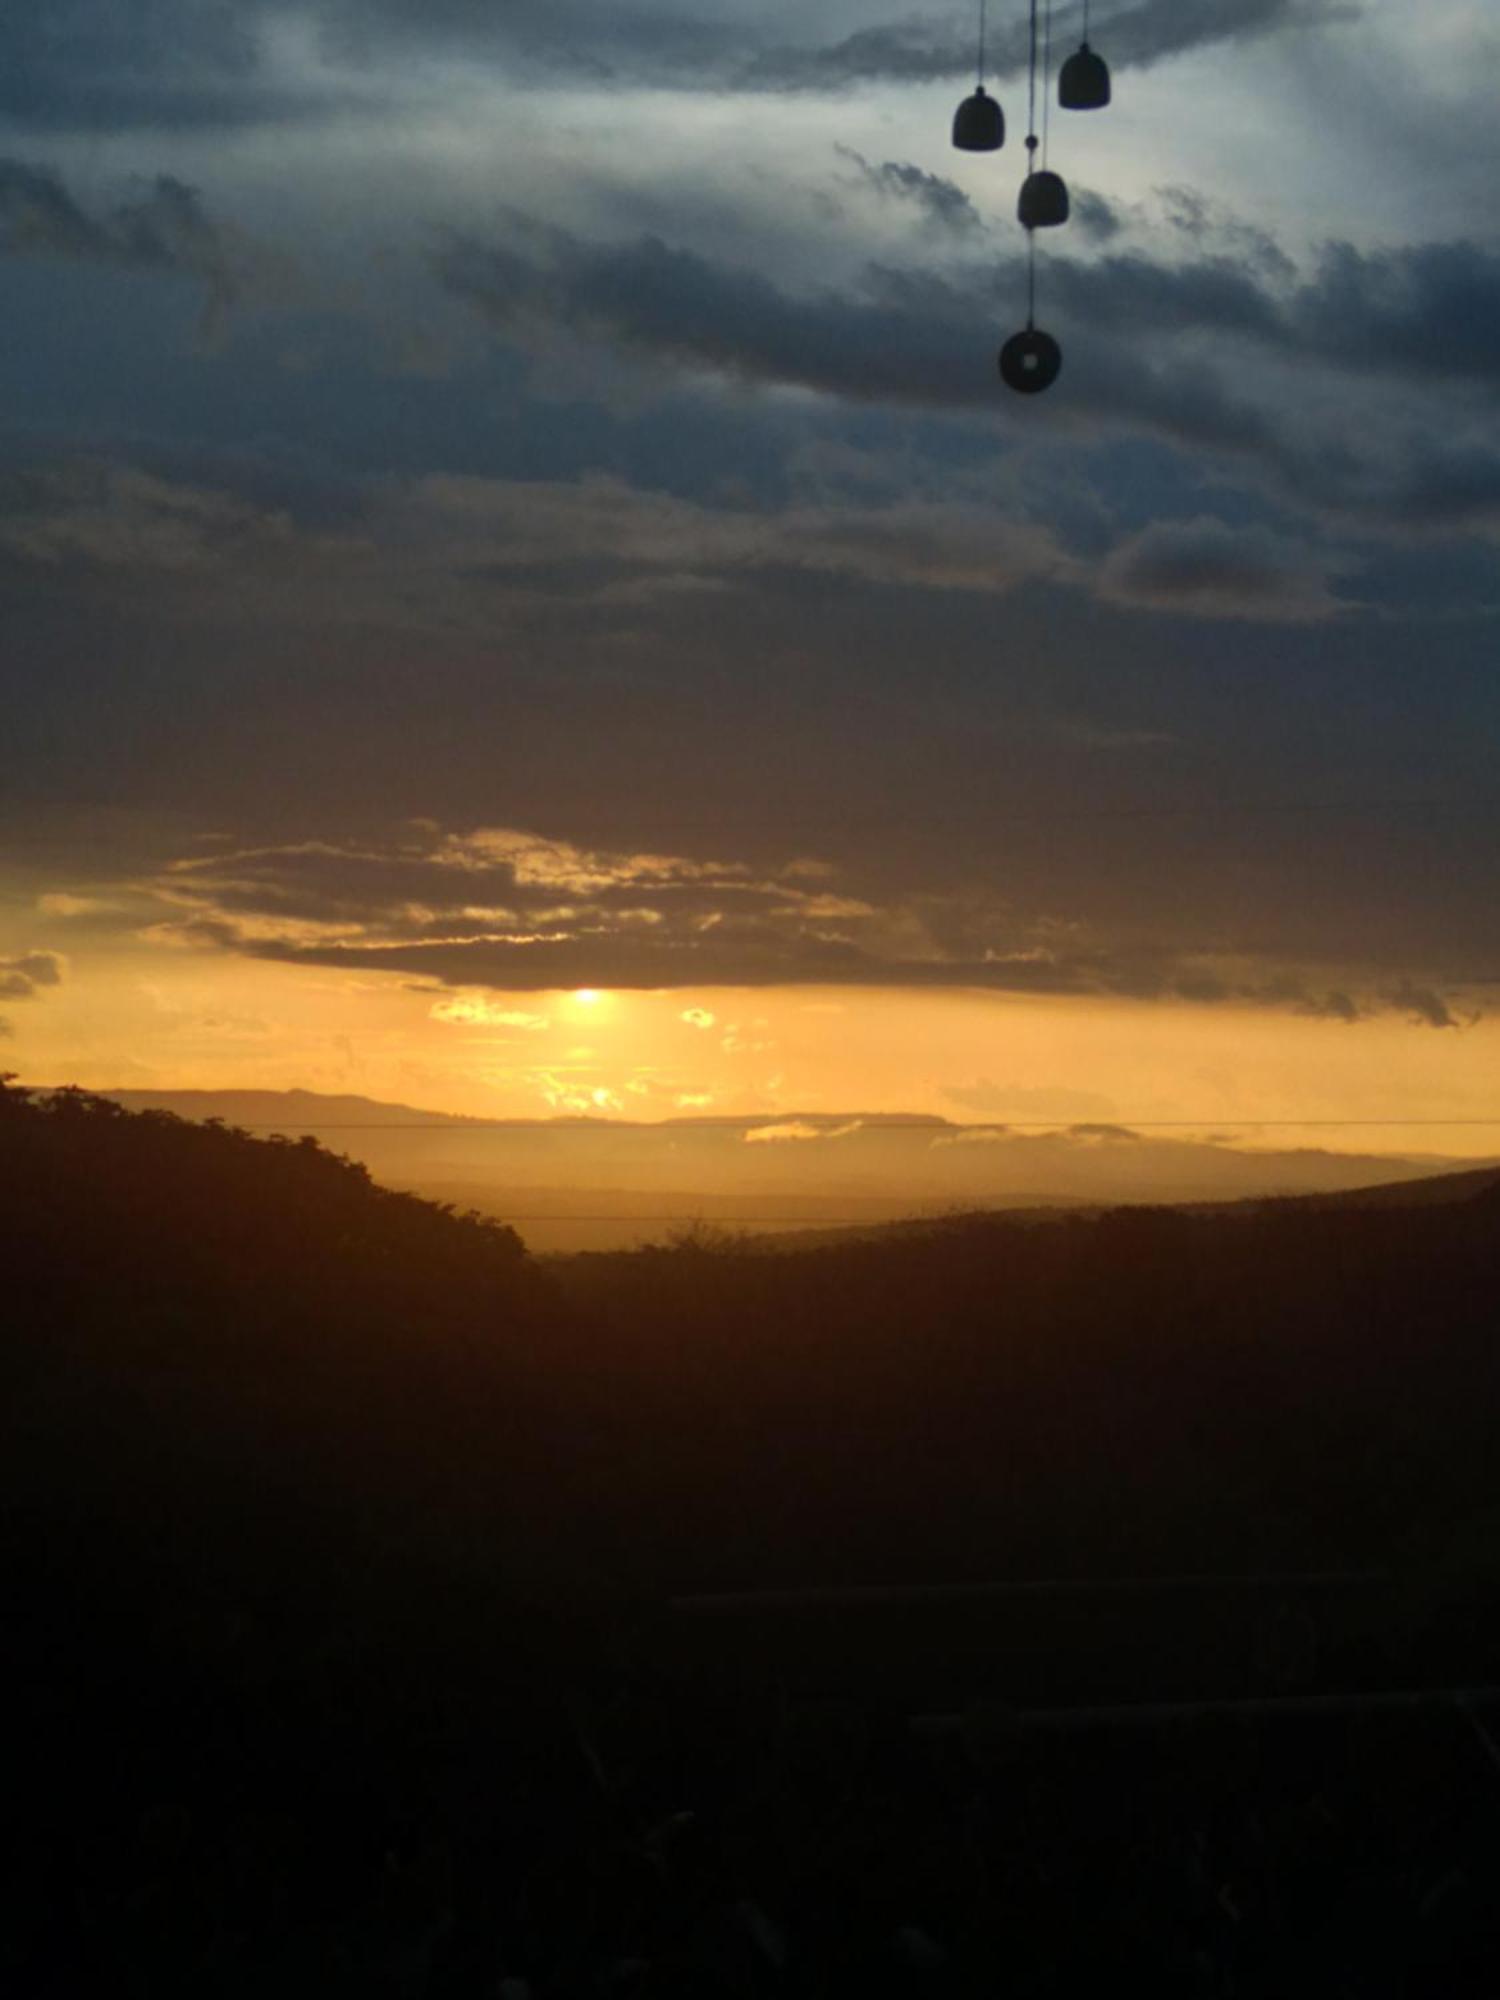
xmin=1083 ymin=0 xmax=1092 ymax=39
xmin=1042 ymin=0 xmax=1054 ymax=168
xmin=1026 ymin=0 xmax=1040 ymax=325
xmin=977 ymin=0 xmax=987 ymax=84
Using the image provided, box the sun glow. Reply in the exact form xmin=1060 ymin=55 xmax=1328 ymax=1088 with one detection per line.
xmin=7 ymin=908 xmax=1500 ymax=1156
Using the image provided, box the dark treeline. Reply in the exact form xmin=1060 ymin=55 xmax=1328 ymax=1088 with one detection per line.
xmin=7 ymin=1082 xmax=1500 ymax=1994
xmin=554 ymin=1186 xmax=1500 ymax=1591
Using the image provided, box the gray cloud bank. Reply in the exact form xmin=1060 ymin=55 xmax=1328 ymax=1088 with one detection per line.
xmin=0 ymin=448 xmax=1359 ymax=639
xmin=0 ymin=156 xmax=276 ymax=336
xmin=0 ymin=0 xmax=1362 ymax=129
xmin=742 ymin=0 xmax=1360 ymax=92
xmin=105 ymin=826 xmax=1468 ymax=1023
xmin=433 ymin=214 xmax=1500 ymax=539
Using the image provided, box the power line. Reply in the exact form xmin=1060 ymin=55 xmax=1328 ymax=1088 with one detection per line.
xmin=483 ymin=1214 xmax=1031 ymax=1226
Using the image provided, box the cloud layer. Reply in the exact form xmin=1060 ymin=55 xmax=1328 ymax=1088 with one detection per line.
xmin=0 ymin=0 xmax=1496 ymax=1071
xmin=0 ymin=951 xmax=65 ymax=1000
xmin=73 ymin=824 xmax=1463 ymax=1026
xmin=0 ymin=0 xmax=1364 ymax=128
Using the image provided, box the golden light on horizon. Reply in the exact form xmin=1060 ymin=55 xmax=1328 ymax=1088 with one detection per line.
xmin=4 ymin=920 xmax=1500 ymax=1164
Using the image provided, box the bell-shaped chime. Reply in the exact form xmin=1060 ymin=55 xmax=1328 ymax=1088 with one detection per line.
xmin=953 ymin=84 xmax=1004 ymax=152
xmin=1059 ymin=39 xmax=1111 ymax=109
xmin=952 ymin=0 xmax=1004 ymax=152
xmin=1018 ymin=165 xmax=1069 ymax=229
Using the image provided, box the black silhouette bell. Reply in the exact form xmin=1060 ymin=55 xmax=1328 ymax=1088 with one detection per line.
xmin=999 ymin=327 xmax=1062 ymax=394
xmin=1059 ymin=41 xmax=1111 ymax=109
xmin=1017 ymin=170 xmax=1069 ymax=229
xmin=952 ymin=85 xmax=1004 ymax=151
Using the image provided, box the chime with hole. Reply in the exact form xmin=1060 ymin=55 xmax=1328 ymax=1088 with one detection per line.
xmin=952 ymin=0 xmax=1004 ymax=150
xmin=999 ymin=325 xmax=1062 ymax=394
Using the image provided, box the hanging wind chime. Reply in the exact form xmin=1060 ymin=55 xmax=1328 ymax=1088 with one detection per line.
xmin=950 ymin=0 xmax=1114 ymax=395
xmin=952 ymin=0 xmax=1004 ymax=151
xmin=1059 ymin=0 xmax=1112 ymax=110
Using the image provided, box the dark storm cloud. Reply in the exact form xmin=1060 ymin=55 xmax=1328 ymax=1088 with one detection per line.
xmin=315 ymin=0 xmax=728 ymax=81
xmin=836 ymin=149 xmax=981 ymax=235
xmin=432 ymin=222 xmax=1272 ymax=460
xmin=0 ymin=2 xmax=273 ymax=131
xmin=0 ymin=950 xmax=65 ymax=1000
xmin=179 ymin=921 xmax=1431 ymax=1015
xmin=0 ymin=159 xmax=248 ymax=332
xmin=1157 ymin=186 xmax=1294 ymax=282
xmin=434 ymin=222 xmax=975 ymax=409
xmin=742 ymin=0 xmax=1361 ymax=91
xmin=1099 ymin=517 xmax=1344 ymax=622
xmin=0 ymin=456 xmax=1071 ymax=614
xmin=1290 ymin=239 xmax=1500 ymax=392
xmin=1071 ymin=190 xmax=1124 ymax=244
xmin=1385 ymin=444 xmax=1500 ymax=536
xmin=433 ymin=214 xmax=1500 ymax=532
xmin=121 ymin=828 xmax=1468 ymax=1024
xmin=1384 ymin=980 xmax=1464 ymax=1031
xmin=0 ymin=0 xmax=1360 ymax=129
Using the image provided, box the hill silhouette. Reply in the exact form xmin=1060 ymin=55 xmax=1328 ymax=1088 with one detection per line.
xmin=67 ymin=1084 xmax=1493 ymax=1252
xmin=10 ymin=1075 xmax=1500 ymax=1593
xmin=9 ymin=1081 xmax=1500 ymax=1994
xmin=2 ymin=1080 xmax=559 ymax=1590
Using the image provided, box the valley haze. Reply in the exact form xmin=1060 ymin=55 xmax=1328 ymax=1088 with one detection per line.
xmin=69 ymin=1087 xmax=1490 ymax=1252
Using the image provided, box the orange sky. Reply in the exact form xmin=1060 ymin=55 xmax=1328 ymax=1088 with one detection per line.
xmin=8 ymin=923 xmax=1500 ymax=1160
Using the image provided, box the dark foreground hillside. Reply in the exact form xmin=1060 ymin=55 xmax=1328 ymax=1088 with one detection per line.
xmin=7 ymin=1082 xmax=1500 ymax=1996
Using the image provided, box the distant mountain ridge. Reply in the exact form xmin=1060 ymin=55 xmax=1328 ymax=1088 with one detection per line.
xmin=73 ymin=1090 xmax=955 ymax=1132
xmin=29 ymin=1086 xmax=1496 ymax=1254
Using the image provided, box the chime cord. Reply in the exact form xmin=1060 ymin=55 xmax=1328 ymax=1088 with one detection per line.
xmin=1026 ymin=0 xmax=1040 ymax=325
xmin=977 ymin=0 xmax=987 ymax=83
xmin=1042 ymin=0 xmax=1054 ymax=167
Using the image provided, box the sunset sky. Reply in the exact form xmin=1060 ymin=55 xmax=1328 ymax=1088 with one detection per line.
xmin=2 ymin=0 xmax=1498 ymax=1146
